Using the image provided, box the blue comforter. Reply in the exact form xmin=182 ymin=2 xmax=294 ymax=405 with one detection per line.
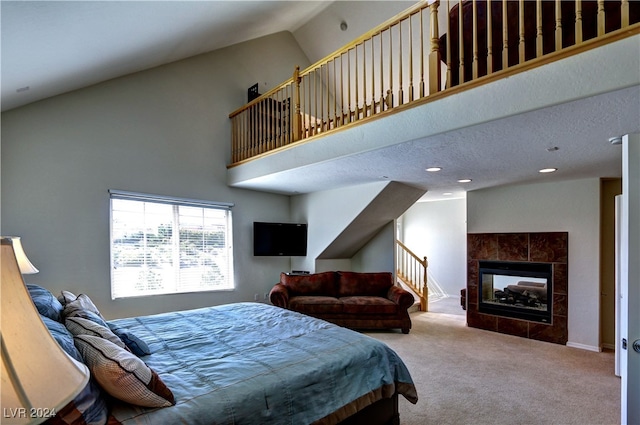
xmin=108 ymin=302 xmax=417 ymax=424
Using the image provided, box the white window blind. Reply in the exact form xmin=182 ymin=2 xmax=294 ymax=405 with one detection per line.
xmin=109 ymin=190 xmax=234 ymax=299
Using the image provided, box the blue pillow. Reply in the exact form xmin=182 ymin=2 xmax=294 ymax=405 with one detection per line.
xmin=108 ymin=322 xmax=152 ymax=356
xmin=27 ymin=284 xmax=64 ymax=323
xmin=40 ymin=315 xmax=84 ymax=363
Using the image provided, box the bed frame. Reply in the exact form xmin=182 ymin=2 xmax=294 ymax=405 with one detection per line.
xmin=337 ymin=393 xmax=399 ymax=425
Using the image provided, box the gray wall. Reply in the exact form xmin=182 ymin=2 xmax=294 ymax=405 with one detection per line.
xmin=1 ymin=32 xmax=311 ymax=320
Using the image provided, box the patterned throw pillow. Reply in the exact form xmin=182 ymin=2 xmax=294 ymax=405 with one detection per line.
xmin=74 ymin=335 xmax=175 ymax=408
xmin=27 ymin=284 xmax=64 ymax=322
xmin=62 ymin=293 xmax=107 ymax=323
xmin=65 ymin=317 xmax=127 ymax=350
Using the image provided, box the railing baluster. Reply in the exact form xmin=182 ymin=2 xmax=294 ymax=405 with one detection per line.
xmin=355 ymin=44 xmax=360 ymax=118
xmin=446 ymin=0 xmax=452 ymax=89
xmin=622 ymin=0 xmax=630 ymax=27
xmin=502 ymin=0 xmax=509 ymax=69
xmin=361 ymin=44 xmax=366 ymax=118
xmin=472 ymin=0 xmax=478 ymax=79
xmin=597 ymin=0 xmax=605 ymax=36
xmin=458 ymin=0 xmax=465 ymax=83
xmin=576 ymin=0 xmax=583 ymax=43
xmin=388 ymin=27 xmax=394 ymax=108
xmin=421 ymin=6 xmax=428 ymax=95
xmin=399 ymin=19 xmax=404 ymax=105
xmin=519 ymin=0 xmax=525 ymax=63
xmin=380 ymin=31 xmax=385 ymax=111
xmin=555 ymin=0 xmax=563 ymax=51
xmin=409 ymin=13 xmax=414 ymax=102
xmin=487 ymin=0 xmax=493 ymax=75
xmin=536 ymin=0 xmax=543 ymax=57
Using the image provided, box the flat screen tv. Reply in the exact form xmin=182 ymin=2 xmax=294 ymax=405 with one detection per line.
xmin=253 ymin=222 xmax=308 ymax=256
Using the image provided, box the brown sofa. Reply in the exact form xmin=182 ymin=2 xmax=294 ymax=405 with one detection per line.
xmin=269 ymin=271 xmax=415 ymax=333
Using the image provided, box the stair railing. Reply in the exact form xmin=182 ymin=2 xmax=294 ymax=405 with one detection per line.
xmin=229 ymin=0 xmax=639 ymax=165
xmin=396 ymin=240 xmax=428 ymax=311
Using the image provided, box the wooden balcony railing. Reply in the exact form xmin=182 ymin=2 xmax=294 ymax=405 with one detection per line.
xmin=396 ymin=240 xmax=428 ymax=311
xmin=229 ymin=0 xmax=640 ymax=165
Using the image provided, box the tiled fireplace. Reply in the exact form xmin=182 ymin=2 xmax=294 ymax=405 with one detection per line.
xmin=467 ymin=232 xmax=568 ymax=345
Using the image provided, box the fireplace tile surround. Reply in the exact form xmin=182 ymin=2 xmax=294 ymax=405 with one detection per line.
xmin=467 ymin=232 xmax=568 ymax=345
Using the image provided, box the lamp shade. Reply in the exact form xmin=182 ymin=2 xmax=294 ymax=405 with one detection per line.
xmin=1 ymin=238 xmax=89 ymax=425
xmin=1 ymin=236 xmax=39 ymax=274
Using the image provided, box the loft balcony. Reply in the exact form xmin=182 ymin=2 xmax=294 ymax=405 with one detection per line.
xmin=228 ymin=1 xmax=640 ymax=193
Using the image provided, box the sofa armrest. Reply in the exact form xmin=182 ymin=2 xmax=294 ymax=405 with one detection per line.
xmin=387 ymin=285 xmax=415 ymax=310
xmin=269 ymin=283 xmax=290 ymax=308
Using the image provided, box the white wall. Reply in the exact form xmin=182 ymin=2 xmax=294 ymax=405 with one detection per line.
xmin=1 ymin=32 xmax=311 ymax=320
xmin=290 ymin=181 xmax=390 ymax=273
xmin=401 ymin=198 xmax=467 ymax=296
xmin=467 ymin=178 xmax=602 ymax=350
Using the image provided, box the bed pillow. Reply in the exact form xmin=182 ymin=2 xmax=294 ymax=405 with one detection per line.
xmin=66 ymin=309 xmax=110 ymax=329
xmin=59 ymin=289 xmax=78 ymax=306
xmin=27 ymin=284 xmax=64 ymax=323
xmin=74 ymin=335 xmax=175 ymax=408
xmin=40 ymin=316 xmax=109 ymax=425
xmin=66 ymin=317 xmax=127 ymax=350
xmin=107 ymin=322 xmax=151 ymax=356
xmin=41 ymin=315 xmax=84 ymax=363
xmin=62 ymin=293 xmax=107 ymax=322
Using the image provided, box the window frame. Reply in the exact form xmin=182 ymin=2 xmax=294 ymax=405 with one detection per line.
xmin=109 ymin=190 xmax=234 ymax=299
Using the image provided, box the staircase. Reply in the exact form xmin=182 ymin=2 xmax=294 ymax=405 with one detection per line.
xmin=396 ymin=240 xmax=428 ymax=311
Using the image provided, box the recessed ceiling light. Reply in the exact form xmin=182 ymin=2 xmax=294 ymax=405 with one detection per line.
xmin=426 ymin=167 xmax=442 ymax=172
xmin=443 ymin=192 xmax=453 ymax=196
xmin=16 ymin=86 xmax=30 ymax=93
xmin=458 ymin=179 xmax=472 ymax=183
xmin=539 ymin=168 xmax=557 ymax=173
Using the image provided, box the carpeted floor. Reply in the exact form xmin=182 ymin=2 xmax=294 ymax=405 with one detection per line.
xmin=365 ymin=297 xmax=620 ymax=425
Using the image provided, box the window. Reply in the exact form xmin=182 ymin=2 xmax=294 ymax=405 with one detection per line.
xmin=109 ymin=190 xmax=234 ymax=299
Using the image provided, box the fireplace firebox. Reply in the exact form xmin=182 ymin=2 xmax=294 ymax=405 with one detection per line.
xmin=478 ymin=261 xmax=552 ymax=323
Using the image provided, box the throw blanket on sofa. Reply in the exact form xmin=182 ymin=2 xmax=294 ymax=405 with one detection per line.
xmin=108 ymin=302 xmax=418 ymax=424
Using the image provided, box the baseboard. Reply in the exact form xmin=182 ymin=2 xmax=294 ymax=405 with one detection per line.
xmin=601 ymin=343 xmax=616 ymax=351
xmin=566 ymin=341 xmax=602 ymax=352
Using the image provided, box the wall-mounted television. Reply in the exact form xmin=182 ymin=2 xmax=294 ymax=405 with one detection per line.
xmin=253 ymin=222 xmax=308 ymax=256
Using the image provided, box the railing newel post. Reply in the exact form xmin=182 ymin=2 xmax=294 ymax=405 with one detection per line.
xmin=428 ymin=0 xmax=441 ymax=95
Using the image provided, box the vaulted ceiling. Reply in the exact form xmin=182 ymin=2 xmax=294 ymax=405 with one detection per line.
xmin=2 ymin=1 xmax=638 ymax=202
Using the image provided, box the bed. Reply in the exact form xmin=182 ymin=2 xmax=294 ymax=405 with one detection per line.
xmin=29 ymin=284 xmax=418 ymax=425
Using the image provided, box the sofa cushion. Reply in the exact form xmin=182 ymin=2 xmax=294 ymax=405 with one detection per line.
xmin=340 ymin=296 xmax=398 ymax=315
xmin=337 ymin=272 xmax=393 ymax=297
xmin=280 ymin=272 xmax=339 ymax=297
xmin=289 ymin=296 xmax=344 ymax=314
